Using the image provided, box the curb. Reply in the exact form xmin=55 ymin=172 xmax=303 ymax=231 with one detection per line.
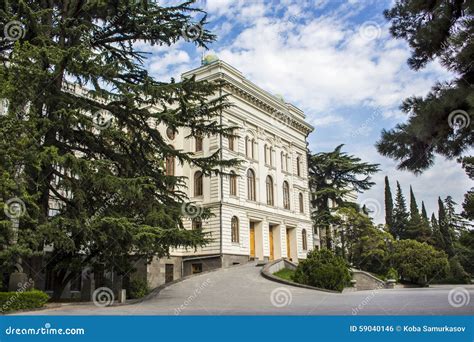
xmin=260 ymin=259 xmax=340 ymax=294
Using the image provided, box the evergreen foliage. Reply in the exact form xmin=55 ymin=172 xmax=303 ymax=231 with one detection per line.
xmin=308 ymin=145 xmax=379 ymax=249
xmin=0 ymin=0 xmax=238 ymax=299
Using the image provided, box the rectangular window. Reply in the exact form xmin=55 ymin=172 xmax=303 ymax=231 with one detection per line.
xmin=192 ymin=263 xmax=202 ymax=274
xmin=165 ymin=264 xmax=174 ymax=283
xmin=195 ymin=136 xmax=203 ymax=152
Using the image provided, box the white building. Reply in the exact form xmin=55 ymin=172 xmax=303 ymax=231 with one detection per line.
xmin=146 ymin=58 xmax=315 ymax=287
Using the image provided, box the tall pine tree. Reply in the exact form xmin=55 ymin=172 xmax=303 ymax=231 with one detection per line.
xmin=0 ymin=0 xmax=238 ymax=298
xmin=392 ymin=181 xmax=408 ymax=239
xmin=376 ymin=0 xmax=473 ymax=173
xmin=308 ymin=145 xmax=379 ymax=249
xmin=384 ymin=176 xmax=394 ymax=233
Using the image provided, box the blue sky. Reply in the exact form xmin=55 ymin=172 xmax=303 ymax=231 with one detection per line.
xmin=141 ymin=0 xmax=472 ymax=223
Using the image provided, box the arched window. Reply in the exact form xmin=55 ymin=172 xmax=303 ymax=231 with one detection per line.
xmin=194 ymin=171 xmax=203 ymax=197
xmin=195 ymin=135 xmax=203 ymax=152
xmin=296 ymin=156 xmax=301 ymax=176
xmin=299 ymin=193 xmax=304 ymax=213
xmin=192 ymin=217 xmax=202 ymax=230
xmin=302 ymin=229 xmax=307 ymax=250
xmin=247 ymin=169 xmax=256 ymax=201
xmin=230 ymin=171 xmax=237 ymax=196
xmin=166 ymin=127 xmax=175 ymax=140
xmin=283 ymin=181 xmax=290 ymax=209
xmin=231 ymin=216 xmax=239 ymax=243
xmin=266 ymin=175 xmax=274 ymax=206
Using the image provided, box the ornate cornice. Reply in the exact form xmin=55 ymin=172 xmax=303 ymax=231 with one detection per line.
xmin=222 ymin=80 xmax=313 ymax=135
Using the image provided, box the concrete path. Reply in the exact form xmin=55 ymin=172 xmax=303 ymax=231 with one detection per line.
xmin=14 ymin=262 xmax=474 ymax=315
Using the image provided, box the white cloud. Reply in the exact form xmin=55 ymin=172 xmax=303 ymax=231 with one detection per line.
xmin=312 ymin=114 xmax=344 ymax=127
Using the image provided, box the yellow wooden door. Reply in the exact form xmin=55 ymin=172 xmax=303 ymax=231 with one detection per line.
xmin=286 ymin=229 xmax=291 ymax=260
xmin=269 ymin=227 xmax=274 ymax=261
xmin=249 ymin=223 xmax=255 ymax=258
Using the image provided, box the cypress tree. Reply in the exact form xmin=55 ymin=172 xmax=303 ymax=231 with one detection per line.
xmin=421 ymin=201 xmax=428 ymax=222
xmin=392 ymin=181 xmax=409 ymax=239
xmin=431 ymin=213 xmax=445 ymax=251
xmin=438 ymin=197 xmax=455 ymax=257
xmin=406 ymin=186 xmax=429 ymax=241
xmin=384 ymin=176 xmax=394 ymax=233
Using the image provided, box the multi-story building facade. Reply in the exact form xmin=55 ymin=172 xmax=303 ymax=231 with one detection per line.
xmin=1 ymin=58 xmax=314 ymax=296
xmin=145 ymin=58 xmax=315 ymax=287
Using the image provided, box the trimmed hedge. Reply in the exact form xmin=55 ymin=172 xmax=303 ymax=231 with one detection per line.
xmin=0 ymin=290 xmax=49 ymax=313
xmin=293 ymin=249 xmax=351 ymax=292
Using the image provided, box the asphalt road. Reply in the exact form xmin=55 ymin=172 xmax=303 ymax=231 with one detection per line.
xmin=14 ymin=262 xmax=474 ymax=315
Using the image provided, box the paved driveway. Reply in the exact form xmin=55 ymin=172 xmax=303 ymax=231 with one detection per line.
xmin=15 ymin=262 xmax=474 ymax=315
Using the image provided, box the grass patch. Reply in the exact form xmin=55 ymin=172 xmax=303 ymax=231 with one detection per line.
xmin=0 ymin=290 xmax=49 ymax=313
xmin=273 ymin=268 xmax=295 ymax=282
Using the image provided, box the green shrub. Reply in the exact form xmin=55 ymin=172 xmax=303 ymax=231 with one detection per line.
xmin=437 ymin=256 xmax=471 ymax=284
xmin=386 ymin=267 xmax=399 ymax=281
xmin=0 ymin=290 xmax=49 ymax=313
xmin=293 ymin=249 xmax=351 ymax=292
xmin=391 ymin=239 xmax=449 ymax=285
xmin=127 ymin=278 xmax=150 ymax=299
